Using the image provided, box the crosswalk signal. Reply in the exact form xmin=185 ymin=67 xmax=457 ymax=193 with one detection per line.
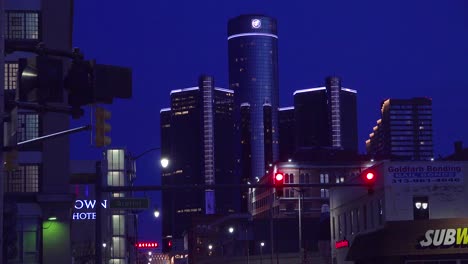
xmin=274 ymin=172 xmax=285 ymax=198
xmin=94 ymin=106 xmax=111 ymax=147
xmin=4 ymin=149 xmax=18 ymax=171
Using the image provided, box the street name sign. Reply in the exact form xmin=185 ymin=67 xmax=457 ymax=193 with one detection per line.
xmin=109 ymin=198 xmax=149 ymax=209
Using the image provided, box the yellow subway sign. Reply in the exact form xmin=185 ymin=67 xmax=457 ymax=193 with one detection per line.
xmin=419 ymin=228 xmax=468 ymax=247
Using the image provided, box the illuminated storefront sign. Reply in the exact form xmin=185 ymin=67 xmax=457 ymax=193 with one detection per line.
xmin=335 ymin=239 xmax=349 ymax=249
xmin=72 ymin=199 xmax=107 ymax=220
xmin=387 ymin=163 xmax=464 ymax=184
xmin=419 ymin=228 xmax=468 ymax=248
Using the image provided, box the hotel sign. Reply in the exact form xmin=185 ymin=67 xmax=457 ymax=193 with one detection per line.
xmin=73 ymin=199 xmax=107 ymax=220
xmin=387 ymin=163 xmax=463 ymax=184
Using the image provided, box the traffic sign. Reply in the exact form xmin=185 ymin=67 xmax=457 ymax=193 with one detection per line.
xmin=109 ymin=198 xmax=149 ymax=209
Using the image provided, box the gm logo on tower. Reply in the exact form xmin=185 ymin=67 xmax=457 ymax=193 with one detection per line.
xmin=419 ymin=228 xmax=468 ymax=247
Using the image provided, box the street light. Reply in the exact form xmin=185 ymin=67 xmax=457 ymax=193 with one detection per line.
xmin=153 ymin=208 xmax=160 ymax=218
xmin=260 ymin=242 xmax=265 ymax=264
xmin=228 ymin=227 xmax=234 ymax=234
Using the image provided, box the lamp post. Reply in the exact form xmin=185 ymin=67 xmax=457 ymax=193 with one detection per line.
xmin=129 ymin=147 xmax=168 ymax=263
xmin=260 ymin=242 xmax=265 ymax=264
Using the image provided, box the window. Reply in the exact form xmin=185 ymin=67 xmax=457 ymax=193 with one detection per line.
xmin=6 ymin=164 xmax=40 ymax=193
xmin=320 ymin=189 xmax=329 ymax=198
xmin=17 ymin=113 xmax=40 ymax=142
xmin=320 ymin=173 xmax=329 ymax=183
xmin=378 ymin=199 xmax=384 ymax=225
xmin=413 ymin=196 xmax=429 ymax=220
xmin=6 ymin=11 xmax=40 ymax=40
xmin=4 ymin=62 xmax=18 ymax=90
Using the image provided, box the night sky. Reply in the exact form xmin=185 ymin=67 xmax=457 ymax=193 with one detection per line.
xmin=70 ymin=0 xmax=468 ymax=244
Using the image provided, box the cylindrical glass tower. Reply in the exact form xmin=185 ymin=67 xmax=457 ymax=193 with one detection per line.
xmin=228 ymin=14 xmax=280 ymax=181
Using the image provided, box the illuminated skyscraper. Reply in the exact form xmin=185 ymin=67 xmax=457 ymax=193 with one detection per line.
xmin=293 ymin=76 xmax=358 ymax=152
xmin=160 ymin=75 xmax=236 ymax=252
xmin=366 ymin=97 xmax=433 ymax=160
xmin=228 ymin=14 xmax=280 ymax=182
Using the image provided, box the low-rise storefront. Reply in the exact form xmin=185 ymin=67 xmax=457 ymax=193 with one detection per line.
xmin=346 ymin=218 xmax=468 ymax=264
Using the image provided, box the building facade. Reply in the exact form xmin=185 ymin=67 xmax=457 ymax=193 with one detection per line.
xmin=228 ymin=14 xmax=280 ymax=183
xmin=2 ymin=0 xmax=74 ymax=263
xmin=366 ymin=97 xmax=433 ymax=161
xmin=160 ymin=76 xmax=236 ymax=256
xmin=330 ymin=160 xmax=468 ymax=264
xmin=278 ymin=107 xmax=295 ymax=162
xmin=293 ymin=77 xmax=358 ymax=153
xmin=71 ymin=149 xmax=139 ymax=264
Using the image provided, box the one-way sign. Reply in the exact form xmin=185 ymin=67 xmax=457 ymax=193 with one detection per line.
xmin=109 ymin=198 xmax=149 ymax=209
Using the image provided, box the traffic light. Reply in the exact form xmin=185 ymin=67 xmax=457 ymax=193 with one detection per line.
xmin=65 ymin=60 xmax=94 ymax=108
xmin=4 ymin=149 xmax=18 ymax=171
xmin=94 ymin=106 xmax=111 ymax=147
xmin=18 ymin=56 xmax=64 ymax=103
xmin=274 ymin=172 xmax=285 ymax=198
xmin=362 ymin=170 xmax=376 ymax=195
xmin=65 ymin=60 xmax=132 ymax=109
xmin=162 ymin=238 xmax=173 ymax=253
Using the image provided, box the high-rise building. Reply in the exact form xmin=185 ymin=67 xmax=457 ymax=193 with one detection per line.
xmin=279 ymin=107 xmax=295 ymax=161
xmin=228 ymin=14 xmax=280 ymax=182
xmin=366 ymin=97 xmax=433 ymax=161
xmin=160 ymin=75 xmax=236 ymax=253
xmin=2 ymin=1 xmax=74 ymax=263
xmin=293 ymin=76 xmax=358 ymax=153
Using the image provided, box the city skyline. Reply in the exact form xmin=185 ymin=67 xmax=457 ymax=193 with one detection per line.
xmin=69 ymin=0 xmax=468 ymax=248
xmin=71 ymin=1 xmax=468 ymax=160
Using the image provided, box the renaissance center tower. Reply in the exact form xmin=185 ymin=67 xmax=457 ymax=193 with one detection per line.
xmin=228 ymin=15 xmax=280 ymax=182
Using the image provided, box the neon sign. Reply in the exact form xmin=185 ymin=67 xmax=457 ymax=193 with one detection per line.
xmin=136 ymin=242 xmax=159 ymax=248
xmin=72 ymin=200 xmax=107 ymax=220
xmin=335 ymin=240 xmax=349 ymax=249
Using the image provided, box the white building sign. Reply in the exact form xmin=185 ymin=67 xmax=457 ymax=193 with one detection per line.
xmin=387 ymin=163 xmax=463 ymax=184
xmin=72 ymin=199 xmax=107 ymax=220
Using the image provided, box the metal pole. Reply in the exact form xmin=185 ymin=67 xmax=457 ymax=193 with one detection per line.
xmin=298 ymin=190 xmax=302 ymax=255
xmin=269 ymin=191 xmax=274 ymax=264
xmin=0 ymin=0 xmax=5 ymax=260
xmin=95 ymin=161 xmax=103 ymax=264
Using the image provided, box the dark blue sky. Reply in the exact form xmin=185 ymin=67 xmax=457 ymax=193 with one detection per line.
xmin=70 ymin=0 xmax=468 ymax=243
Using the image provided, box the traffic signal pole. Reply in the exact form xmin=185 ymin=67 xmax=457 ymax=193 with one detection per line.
xmin=0 ymin=0 xmax=5 ymax=260
xmin=101 ymin=183 xmax=369 ymax=192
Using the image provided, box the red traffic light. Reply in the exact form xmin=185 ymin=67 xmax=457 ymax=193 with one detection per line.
xmin=275 ymin=172 xmax=284 ymax=181
xmin=365 ymin=172 xmax=375 ymax=181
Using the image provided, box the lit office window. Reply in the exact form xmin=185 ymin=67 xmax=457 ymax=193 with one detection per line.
xmin=320 ymin=173 xmax=329 ymax=183
xmin=18 ymin=113 xmax=39 ymax=142
xmin=4 ymin=62 xmax=18 ymax=90
xmin=6 ymin=11 xmax=40 ymax=40
xmin=320 ymin=188 xmax=329 ymax=198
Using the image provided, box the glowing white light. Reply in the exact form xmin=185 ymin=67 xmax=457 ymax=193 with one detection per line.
xmin=260 ymin=242 xmax=265 ymax=247
xmin=160 ymin=158 xmax=169 ymax=168
xmin=341 ymin=88 xmax=357 ymax=93
xmin=208 ymin=244 xmax=213 ymax=250
xmin=228 ymin=227 xmax=234 ymax=233
xmin=422 ymin=202 xmax=428 ymax=210
xmin=293 ymin=87 xmax=326 ymax=95
xmin=251 ymin=19 xmax=261 ymax=28
xmin=279 ymin=106 xmax=294 ymax=111
xmin=214 ymin=87 xmax=234 ymax=93
xmin=227 ymin=33 xmax=278 ymax=40
xmin=170 ymin=87 xmax=199 ymax=95
xmin=415 ymin=202 xmax=422 ymax=209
